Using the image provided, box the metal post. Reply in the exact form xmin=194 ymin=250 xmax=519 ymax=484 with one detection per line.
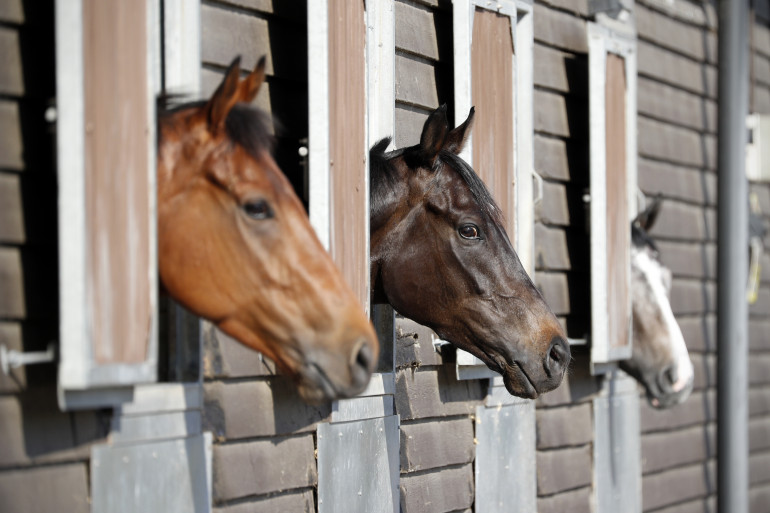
xmin=717 ymin=0 xmax=750 ymax=512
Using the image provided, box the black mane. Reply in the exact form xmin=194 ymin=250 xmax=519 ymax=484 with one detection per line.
xmin=369 ymin=137 xmax=505 ymax=228
xmin=158 ymin=96 xmax=275 ymax=159
xmin=632 ymin=222 xmax=658 ymax=252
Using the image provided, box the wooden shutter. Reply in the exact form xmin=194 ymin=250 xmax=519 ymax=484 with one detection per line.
xmin=588 ymin=21 xmax=637 ymax=372
xmin=57 ymin=0 xmax=160 ymax=408
xmin=453 ymin=0 xmax=535 ymax=380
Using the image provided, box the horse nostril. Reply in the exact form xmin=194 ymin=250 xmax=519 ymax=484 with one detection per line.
xmin=350 ymin=339 xmax=374 ymax=389
xmin=546 ymin=337 xmax=570 ymax=377
xmin=659 ymin=365 xmax=678 ymax=392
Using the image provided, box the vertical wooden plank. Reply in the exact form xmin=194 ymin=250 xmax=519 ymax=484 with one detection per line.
xmin=605 ymin=53 xmax=630 ymax=352
xmin=328 ymin=0 xmax=368 ymax=310
xmin=471 ymin=8 xmax=515 ymax=230
xmin=83 ymin=0 xmax=152 ymax=364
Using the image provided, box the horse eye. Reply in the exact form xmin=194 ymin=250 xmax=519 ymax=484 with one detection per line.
xmin=459 ymin=224 xmax=480 ymax=240
xmin=243 ymin=199 xmax=273 ymax=220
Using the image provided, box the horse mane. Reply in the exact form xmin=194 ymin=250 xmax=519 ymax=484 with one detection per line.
xmin=158 ymin=95 xmax=275 ymax=159
xmin=369 ymin=137 xmax=505 ymax=228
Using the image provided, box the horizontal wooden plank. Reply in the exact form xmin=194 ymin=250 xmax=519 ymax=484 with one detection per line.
xmin=754 ymin=53 xmax=770 ymax=87
xmin=638 ymin=41 xmax=717 ymax=99
xmin=536 ymin=180 xmax=570 ymax=226
xmin=750 ymin=450 xmax=770 ymax=486
xmin=396 ymin=316 xmax=445 ymax=368
xmin=0 ymin=28 xmax=23 ymax=96
xmin=641 ymin=390 xmax=716 ymax=433
xmin=214 ymin=489 xmax=314 ymax=513
xmin=0 ymin=100 xmax=23 ymax=170
xmin=669 ymin=278 xmax=716 ymax=316
xmin=678 ymin=315 xmax=715 ymax=353
xmin=754 ymin=22 xmax=770 ymax=58
xmin=395 ymin=1 xmax=439 ymax=60
xmin=641 ymin=423 xmax=715 ymax=474
xmin=203 ymin=379 xmax=330 ymax=439
xmin=534 ymin=135 xmax=588 ymax=183
xmin=749 ymin=352 xmax=770 ymax=386
xmin=637 ymin=3 xmax=717 ymax=64
xmin=537 ymin=486 xmax=591 ymax=513
xmin=754 ymin=84 xmax=770 ymax=114
xmin=638 ymin=0 xmax=717 ymax=29
xmin=646 ymin=200 xmax=716 ymax=242
xmin=750 ymin=288 xmax=770 ymax=318
xmin=395 ymin=366 xmax=484 ymax=421
xmin=656 ymin=240 xmax=716 ymax=280
xmin=395 ymin=104 xmax=430 ymax=149
xmin=208 ymin=0 xmax=306 ymax=23
xmin=536 ymin=445 xmax=592 ymax=495
xmin=535 ymin=403 xmax=592 ymax=449
xmin=652 ymin=496 xmax=717 ymax=513
xmin=400 ymin=417 xmax=474 ymax=472
xmin=638 ymin=77 xmax=717 ymax=133
xmin=201 ymin=3 xmax=306 ymax=80
xmin=395 ymin=54 xmax=440 ymax=110
xmin=0 ymin=172 xmax=23 ymax=243
xmin=691 ymin=353 xmax=716 ymax=391
xmin=212 ymin=434 xmax=316 ymax=501
xmin=538 ymin=0 xmax=588 ymax=15
xmin=534 ymin=272 xmax=570 ymax=316
xmin=751 ymin=415 xmax=770 ymax=451
xmin=0 ymin=463 xmax=89 ymax=513
xmin=750 ymin=387 xmax=770 ymax=417
xmin=638 ymin=158 xmax=717 ymax=207
xmin=751 ymin=483 xmax=770 ymax=513
xmin=535 ymin=224 xmax=572 ymax=271
xmin=0 ymin=0 xmax=23 ymax=24
xmin=638 ymin=117 xmax=717 ymax=170
xmin=400 ymin=464 xmax=474 ymax=513
xmin=0 ymin=246 xmax=25 ymax=318
xmin=642 ymin=460 xmax=716 ymax=511
xmin=533 ymin=43 xmax=587 ymax=97
xmin=534 ymin=89 xmax=586 ymax=139
xmin=750 ymin=319 xmax=770 ymax=351
xmin=533 ymin=4 xmax=587 ymax=53
xmin=202 ymin=322 xmax=276 ymax=379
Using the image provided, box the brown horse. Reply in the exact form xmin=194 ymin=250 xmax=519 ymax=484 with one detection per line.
xmin=156 ymin=56 xmax=378 ymax=402
xmin=370 ymin=105 xmax=569 ymax=398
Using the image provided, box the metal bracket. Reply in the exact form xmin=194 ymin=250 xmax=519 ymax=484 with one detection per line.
xmin=1 ymin=343 xmax=56 ymax=375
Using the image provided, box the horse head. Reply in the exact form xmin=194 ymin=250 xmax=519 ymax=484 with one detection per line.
xmin=156 ymin=56 xmax=378 ymax=402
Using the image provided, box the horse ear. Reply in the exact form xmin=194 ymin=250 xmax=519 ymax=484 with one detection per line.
xmin=444 ymin=107 xmax=475 ymax=154
xmin=634 ymin=195 xmax=662 ymax=232
xmin=205 ymin=56 xmax=242 ymax=135
xmin=238 ymin=55 xmax=267 ymax=104
xmin=419 ymin=104 xmax=450 ymax=165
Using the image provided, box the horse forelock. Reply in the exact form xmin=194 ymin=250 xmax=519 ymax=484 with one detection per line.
xmin=369 ymin=140 xmax=504 ymax=229
xmin=632 ymin=222 xmax=658 ymax=253
xmin=158 ymin=98 xmax=275 ymax=161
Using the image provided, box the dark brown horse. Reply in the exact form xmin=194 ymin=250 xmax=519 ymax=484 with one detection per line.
xmin=370 ymin=105 xmax=569 ymax=398
xmin=622 ymin=199 xmax=694 ymax=408
xmin=157 ymin=56 xmax=378 ymax=402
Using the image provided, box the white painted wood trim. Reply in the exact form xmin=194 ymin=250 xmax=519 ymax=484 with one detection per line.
xmin=588 ymin=21 xmax=637 ymax=372
xmin=308 ymin=0 xmax=331 ymax=250
xmin=163 ymin=0 xmax=201 ymax=95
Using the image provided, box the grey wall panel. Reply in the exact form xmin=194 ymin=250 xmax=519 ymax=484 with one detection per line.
xmin=475 ymin=401 xmax=537 ymax=513
xmin=317 ymin=415 xmax=400 ymax=513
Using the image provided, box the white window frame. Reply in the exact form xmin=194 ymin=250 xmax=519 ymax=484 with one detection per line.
xmin=452 ymin=0 xmax=536 ymax=380
xmin=587 ymin=18 xmax=638 ymax=374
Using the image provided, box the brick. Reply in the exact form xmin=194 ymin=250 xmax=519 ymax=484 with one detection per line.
xmin=212 ymin=434 xmax=316 ymax=501
xmin=536 ymin=445 xmax=592 ymax=495
xmin=395 ymin=366 xmax=484 ymax=421
xmin=642 ymin=461 xmax=716 ymax=511
xmin=213 ymin=489 xmax=314 ymax=513
xmin=400 ymin=417 xmax=474 ymax=472
xmin=641 ymin=424 xmax=716 ymax=474
xmin=0 ymin=463 xmax=89 ymax=513
xmin=536 ymin=403 xmax=592 ymax=449
xmin=400 ymin=464 xmax=474 ymax=513
xmin=203 ymin=378 xmax=330 ymax=440
xmin=537 ymin=486 xmax=591 ymax=513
